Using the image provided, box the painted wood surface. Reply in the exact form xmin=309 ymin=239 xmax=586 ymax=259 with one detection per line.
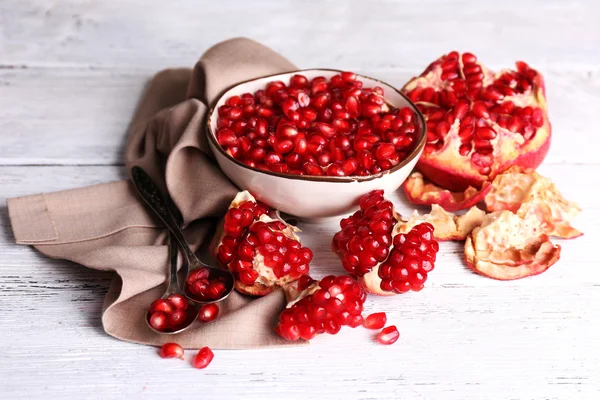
xmin=0 ymin=1 xmax=599 ymax=399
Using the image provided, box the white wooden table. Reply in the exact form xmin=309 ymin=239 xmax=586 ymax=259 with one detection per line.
xmin=1 ymin=1 xmax=599 ymax=399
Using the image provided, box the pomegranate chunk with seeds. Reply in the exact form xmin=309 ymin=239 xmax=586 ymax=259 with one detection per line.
xmin=215 ymin=72 xmax=420 ymax=177
xmin=332 ymin=190 xmax=440 ymax=295
xmin=484 ymin=167 xmax=582 ymax=239
xmin=464 ymin=210 xmax=561 ymax=280
xmin=212 ymin=191 xmax=312 ymax=296
xmin=158 ymin=343 xmax=184 ymax=359
xmin=376 ymin=325 xmax=400 ymax=345
xmin=275 ymin=275 xmax=367 ymax=341
xmin=193 ymin=347 xmax=214 ymax=369
xmin=402 ymin=51 xmax=551 ymax=199
xmin=396 ymin=204 xmax=486 ymax=241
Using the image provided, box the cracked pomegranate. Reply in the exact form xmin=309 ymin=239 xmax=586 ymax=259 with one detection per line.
xmin=275 ymin=275 xmax=367 ymax=341
xmin=148 ymin=294 xmax=190 ymax=332
xmin=212 ymin=191 xmax=312 ymax=296
xmin=402 ymin=51 xmax=551 ymax=206
xmin=332 ymin=190 xmax=439 ymax=295
xmin=215 ymin=72 xmax=419 ymax=176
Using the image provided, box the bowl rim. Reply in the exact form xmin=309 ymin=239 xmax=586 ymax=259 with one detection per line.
xmin=206 ymin=68 xmax=426 ymax=183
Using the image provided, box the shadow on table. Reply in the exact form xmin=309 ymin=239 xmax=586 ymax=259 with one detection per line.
xmin=0 ymin=205 xmax=113 ymax=337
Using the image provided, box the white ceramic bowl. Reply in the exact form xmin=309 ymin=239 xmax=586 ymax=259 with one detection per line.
xmin=206 ymin=69 xmax=426 ymax=219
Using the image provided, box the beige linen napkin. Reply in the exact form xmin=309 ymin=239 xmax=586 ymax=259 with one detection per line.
xmin=7 ymin=38 xmax=304 ymax=349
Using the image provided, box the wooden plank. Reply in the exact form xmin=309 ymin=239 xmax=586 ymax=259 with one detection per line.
xmin=1 ymin=0 xmax=599 ymax=70
xmin=1 ymin=68 xmax=599 ymax=165
xmin=0 ymin=165 xmax=598 ymax=399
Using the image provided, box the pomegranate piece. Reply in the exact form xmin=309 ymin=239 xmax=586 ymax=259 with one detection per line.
xmin=212 ymin=191 xmax=312 ymax=296
xmin=198 ymin=304 xmax=220 ymax=323
xmin=396 ymin=204 xmax=486 ymax=241
xmin=216 ymin=72 xmax=419 ymax=177
xmin=332 ymin=190 xmax=440 ymax=295
xmin=275 ymin=275 xmax=367 ymax=341
xmin=158 ymin=343 xmax=184 ymax=359
xmin=464 ymin=211 xmax=561 ymax=280
xmin=484 ymin=167 xmax=582 ymax=239
xmin=402 ymin=52 xmax=551 ymax=194
xmin=193 ymin=346 xmax=214 ymax=369
xmin=363 ymin=312 xmax=387 ymax=330
xmin=376 ymin=325 xmax=400 ymax=345
xmin=402 ymin=171 xmax=492 ymax=211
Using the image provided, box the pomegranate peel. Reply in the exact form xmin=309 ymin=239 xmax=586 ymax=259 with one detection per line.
xmin=402 ymin=171 xmax=492 ymax=211
xmin=485 ymin=167 xmax=582 ymax=239
xmin=402 ymin=52 xmax=551 ymax=192
xmin=396 ymin=204 xmax=486 ymax=241
xmin=464 ymin=211 xmax=561 ymax=280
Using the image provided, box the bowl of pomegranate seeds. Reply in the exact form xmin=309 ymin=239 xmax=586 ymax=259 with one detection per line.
xmin=206 ymin=69 xmax=426 ymax=218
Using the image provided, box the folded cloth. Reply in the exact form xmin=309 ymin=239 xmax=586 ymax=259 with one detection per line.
xmin=7 ymin=38 xmax=304 ymax=349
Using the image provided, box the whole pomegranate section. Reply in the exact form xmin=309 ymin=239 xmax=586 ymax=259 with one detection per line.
xmin=212 ymin=191 xmax=312 ymax=296
xmin=275 ymin=275 xmax=367 ymax=341
xmin=332 ymin=190 xmax=439 ymax=295
xmin=402 ymin=51 xmax=551 ymax=199
xmin=215 ymin=72 xmax=420 ymax=176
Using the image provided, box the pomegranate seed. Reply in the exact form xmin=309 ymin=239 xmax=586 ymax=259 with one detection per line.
xmin=149 ymin=312 xmax=168 ymax=331
xmin=193 ymin=347 xmax=214 ymax=369
xmin=198 ymin=304 xmax=220 ymax=323
xmin=167 ymin=294 xmax=188 ymax=311
xmin=158 ymin=343 xmax=184 ymax=359
xmin=167 ymin=309 xmax=186 ymax=328
xmin=363 ymin=312 xmax=387 ymax=329
xmin=150 ymin=299 xmax=172 ymax=314
xmin=376 ymin=325 xmax=399 ymax=345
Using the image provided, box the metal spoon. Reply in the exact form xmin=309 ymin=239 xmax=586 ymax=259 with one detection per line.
xmin=146 ymin=232 xmax=200 ymax=334
xmin=131 ymin=166 xmax=235 ymax=304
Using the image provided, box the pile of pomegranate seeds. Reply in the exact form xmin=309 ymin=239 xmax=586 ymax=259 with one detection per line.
xmin=198 ymin=304 xmax=220 ymax=323
xmin=332 ymin=190 xmax=439 ymax=295
xmin=184 ymin=267 xmax=228 ymax=302
xmin=158 ymin=343 xmax=215 ymax=370
xmin=148 ymin=294 xmax=190 ymax=332
xmin=215 ymin=72 xmax=419 ymax=176
xmin=275 ymin=275 xmax=367 ymax=341
xmin=215 ymin=192 xmax=312 ymax=295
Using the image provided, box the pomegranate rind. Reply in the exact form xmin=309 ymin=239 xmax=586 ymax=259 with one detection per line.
xmin=396 ymin=204 xmax=486 ymax=241
xmin=359 ymin=266 xmax=396 ymax=296
xmin=464 ymin=211 xmax=561 ymax=280
xmin=402 ymin=172 xmax=492 ymax=211
xmin=402 ymin=57 xmax=552 ymax=192
xmin=485 ymin=167 xmax=582 ymax=239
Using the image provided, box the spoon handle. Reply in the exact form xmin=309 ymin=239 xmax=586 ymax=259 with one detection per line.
xmin=167 ymin=232 xmax=180 ymax=293
xmin=130 ymin=166 xmax=201 ymax=266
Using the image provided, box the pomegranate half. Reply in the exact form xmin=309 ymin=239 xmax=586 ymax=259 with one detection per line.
xmin=402 ymin=51 xmax=551 ymax=198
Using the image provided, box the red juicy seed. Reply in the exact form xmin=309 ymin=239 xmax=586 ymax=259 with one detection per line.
xmin=167 ymin=294 xmax=188 ymax=311
xmin=149 ymin=312 xmax=168 ymax=331
xmin=186 ymin=268 xmax=210 ymax=285
xmin=149 ymin=299 xmax=172 ymax=314
xmin=238 ymin=268 xmax=259 ymax=285
xmin=198 ymin=304 xmax=220 ymax=322
xmin=193 ymin=347 xmax=215 ymax=369
xmin=363 ymin=312 xmax=387 ymax=329
xmin=348 ymin=315 xmax=364 ymax=328
xmin=276 ymin=323 xmax=300 ymax=341
xmin=158 ymin=343 xmax=184 ymax=359
xmin=167 ymin=310 xmax=186 ymax=328
xmin=376 ymin=325 xmax=400 ymax=345
xmin=298 ymin=324 xmax=317 ymax=340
